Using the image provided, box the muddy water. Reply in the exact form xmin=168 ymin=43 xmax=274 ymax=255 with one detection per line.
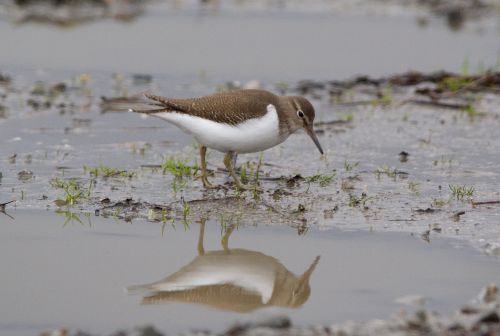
xmin=1 ymin=2 xmax=500 ymax=334
xmin=0 ymin=210 xmax=499 ymax=336
xmin=0 ymin=1 xmax=499 ymax=81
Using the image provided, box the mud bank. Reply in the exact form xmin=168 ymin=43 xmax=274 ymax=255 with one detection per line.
xmin=1 ymin=70 xmax=500 ymax=255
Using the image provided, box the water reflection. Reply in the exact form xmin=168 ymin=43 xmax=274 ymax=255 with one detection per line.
xmin=0 ymin=200 xmax=15 ymax=220
xmin=0 ymin=0 xmax=148 ymax=27
xmin=55 ymin=210 xmax=93 ymax=227
xmin=128 ymin=221 xmax=320 ymax=312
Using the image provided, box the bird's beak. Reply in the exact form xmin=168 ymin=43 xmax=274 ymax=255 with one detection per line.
xmin=304 ymin=124 xmax=324 ymax=155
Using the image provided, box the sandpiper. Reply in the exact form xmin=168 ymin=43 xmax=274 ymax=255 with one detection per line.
xmin=130 ymin=89 xmax=323 ymax=190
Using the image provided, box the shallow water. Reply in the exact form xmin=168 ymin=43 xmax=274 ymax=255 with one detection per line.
xmin=1 ymin=2 xmax=500 ymax=334
xmin=0 ymin=1 xmax=499 ymax=81
xmin=0 ymin=210 xmax=499 ymax=335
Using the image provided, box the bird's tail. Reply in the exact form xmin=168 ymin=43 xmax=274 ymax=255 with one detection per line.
xmin=127 ymin=93 xmax=170 ymax=114
xmin=143 ymin=94 xmax=188 ymax=112
xmin=100 ymin=92 xmax=187 ymax=114
xmin=99 ymin=91 xmax=164 ymax=114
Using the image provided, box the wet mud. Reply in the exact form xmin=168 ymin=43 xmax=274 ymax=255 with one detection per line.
xmin=2 ymin=70 xmax=500 ymax=255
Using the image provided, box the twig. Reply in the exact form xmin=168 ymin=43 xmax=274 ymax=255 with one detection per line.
xmin=0 ymin=200 xmax=15 ymax=212
xmin=261 ymin=162 xmax=284 ymax=168
xmin=140 ymin=164 xmax=162 ymax=169
xmin=401 ymin=99 xmax=469 ymax=110
xmin=259 ymin=200 xmax=287 ymax=216
xmin=0 ymin=211 xmax=14 ymax=220
xmin=451 ymin=211 xmax=466 ymax=221
xmin=259 ymin=176 xmax=288 ymax=181
xmin=108 ymin=170 xmax=127 ymax=177
xmin=389 ymin=219 xmax=416 ymax=222
xmin=314 ymin=120 xmax=351 ymax=127
xmin=472 ymin=200 xmax=500 ymax=206
xmin=335 ymin=100 xmax=374 ymax=107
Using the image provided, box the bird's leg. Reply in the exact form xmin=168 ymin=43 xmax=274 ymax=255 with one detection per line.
xmin=221 ymin=224 xmax=236 ymax=252
xmin=199 ymin=146 xmax=216 ymax=189
xmin=232 ymin=153 xmax=238 ymax=169
xmin=223 ymin=152 xmax=261 ymax=191
xmin=197 ymin=219 xmax=206 ymax=256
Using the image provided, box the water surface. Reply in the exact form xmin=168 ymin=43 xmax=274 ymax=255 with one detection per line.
xmin=1 ymin=2 xmax=498 ymax=81
xmin=0 ymin=210 xmax=498 ymax=335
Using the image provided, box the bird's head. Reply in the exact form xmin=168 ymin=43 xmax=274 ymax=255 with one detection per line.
xmin=285 ymin=96 xmax=324 ymax=155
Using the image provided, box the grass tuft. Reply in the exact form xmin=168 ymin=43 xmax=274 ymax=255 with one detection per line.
xmin=162 ymin=158 xmax=199 ymax=178
xmin=306 ymin=173 xmax=336 ymax=187
xmin=408 ymin=181 xmax=419 ymax=193
xmin=348 ymin=193 xmax=370 ymax=207
xmin=449 ymin=184 xmax=474 ymax=201
xmin=84 ymin=165 xmax=135 ymax=178
xmin=439 ymin=76 xmax=472 ymax=92
xmin=374 ymin=165 xmax=398 ymax=179
xmin=51 ymin=178 xmax=92 ymax=206
xmin=344 ymin=161 xmax=359 ymax=172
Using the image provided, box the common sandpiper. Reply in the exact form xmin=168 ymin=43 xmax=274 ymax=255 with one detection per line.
xmin=130 ymin=89 xmax=323 ymax=190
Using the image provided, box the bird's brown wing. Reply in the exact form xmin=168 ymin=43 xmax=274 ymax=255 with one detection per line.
xmin=141 ymin=284 xmax=263 ymax=313
xmin=140 ymin=90 xmax=279 ymax=126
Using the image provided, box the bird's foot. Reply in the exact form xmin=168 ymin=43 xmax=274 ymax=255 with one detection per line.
xmin=223 ymin=151 xmax=263 ymax=193
xmin=194 ymin=172 xmax=218 ymax=189
xmin=201 ymin=177 xmax=219 ymax=189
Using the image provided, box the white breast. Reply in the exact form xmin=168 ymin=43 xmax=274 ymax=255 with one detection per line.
xmin=154 ymin=104 xmax=285 ymax=154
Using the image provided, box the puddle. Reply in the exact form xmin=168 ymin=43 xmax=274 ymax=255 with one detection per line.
xmin=0 ymin=1 xmax=499 ymax=81
xmin=0 ymin=210 xmax=499 ymax=335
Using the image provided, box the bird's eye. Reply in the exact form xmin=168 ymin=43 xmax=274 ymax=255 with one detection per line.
xmin=297 ymin=110 xmax=305 ymax=118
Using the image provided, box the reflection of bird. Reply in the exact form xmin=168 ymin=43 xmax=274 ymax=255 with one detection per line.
xmin=127 ymin=222 xmax=320 ymax=313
